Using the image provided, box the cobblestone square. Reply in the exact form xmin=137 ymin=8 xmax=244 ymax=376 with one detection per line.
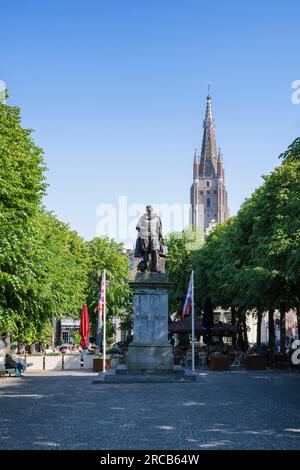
xmin=1 ymin=370 xmax=300 ymax=450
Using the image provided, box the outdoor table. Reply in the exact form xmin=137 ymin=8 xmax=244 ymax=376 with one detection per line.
xmin=184 ymin=349 xmax=200 ymax=367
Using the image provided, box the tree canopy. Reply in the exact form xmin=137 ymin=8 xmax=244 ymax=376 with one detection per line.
xmin=192 ymin=138 xmax=300 ymax=315
xmin=85 ymin=237 xmax=131 ymax=338
xmin=0 ymin=101 xmax=131 ymax=348
xmin=166 ymin=138 xmax=300 ymax=351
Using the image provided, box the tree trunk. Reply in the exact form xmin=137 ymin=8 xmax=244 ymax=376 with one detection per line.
xmin=17 ymin=341 xmax=25 ymax=355
xmin=56 ymin=319 xmax=62 ymax=346
xmin=242 ymin=314 xmax=249 ymax=351
xmin=295 ymin=306 xmax=299 ymax=340
xmin=1 ymin=333 xmax=10 ymax=352
xmin=231 ymin=307 xmax=237 ymax=349
xmin=268 ymin=308 xmax=275 ymax=349
xmin=256 ymin=310 xmax=262 ymax=348
xmin=16 ymin=322 xmax=25 ymax=354
xmin=237 ymin=307 xmax=247 ymax=351
xmin=279 ymin=303 xmax=286 ymax=354
xmin=231 ymin=307 xmax=236 ymax=326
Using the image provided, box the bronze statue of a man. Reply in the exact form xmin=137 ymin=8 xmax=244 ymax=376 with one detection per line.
xmin=134 ymin=205 xmax=165 ymax=272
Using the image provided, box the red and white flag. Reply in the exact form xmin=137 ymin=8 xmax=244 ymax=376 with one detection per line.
xmin=98 ymin=274 xmax=105 ymax=319
xmin=182 ymin=272 xmax=193 ymax=319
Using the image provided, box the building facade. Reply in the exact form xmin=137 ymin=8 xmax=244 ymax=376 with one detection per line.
xmin=190 ymin=92 xmax=229 ymax=232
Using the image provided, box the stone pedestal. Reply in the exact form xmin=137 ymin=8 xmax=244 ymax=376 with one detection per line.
xmin=127 ymin=272 xmax=173 ymax=371
xmin=94 ymin=272 xmax=196 ymax=383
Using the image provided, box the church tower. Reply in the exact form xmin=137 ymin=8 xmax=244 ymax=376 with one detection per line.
xmin=190 ymin=92 xmax=229 ymax=232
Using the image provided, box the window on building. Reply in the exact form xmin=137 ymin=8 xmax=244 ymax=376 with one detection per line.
xmin=207 ymin=198 xmax=210 ymax=207
xmin=206 ymin=181 xmax=210 ymax=187
xmin=62 ymin=331 xmax=69 ymax=344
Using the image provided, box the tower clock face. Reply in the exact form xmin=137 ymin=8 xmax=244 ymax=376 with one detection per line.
xmin=205 ymin=160 xmax=212 ymax=176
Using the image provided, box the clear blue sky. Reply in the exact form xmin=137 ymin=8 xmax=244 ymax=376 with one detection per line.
xmin=1 ymin=0 xmax=299 ymax=242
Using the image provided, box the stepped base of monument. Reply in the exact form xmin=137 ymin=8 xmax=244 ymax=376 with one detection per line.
xmin=127 ymin=343 xmax=174 ymax=370
xmin=93 ymin=365 xmax=197 ymax=383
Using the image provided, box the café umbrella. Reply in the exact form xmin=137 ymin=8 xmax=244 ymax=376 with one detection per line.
xmin=80 ymin=303 xmax=90 ymax=348
xmin=169 ymin=316 xmax=207 ymax=335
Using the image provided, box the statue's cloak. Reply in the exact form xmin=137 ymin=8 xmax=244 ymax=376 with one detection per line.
xmin=134 ymin=212 xmax=162 ymax=257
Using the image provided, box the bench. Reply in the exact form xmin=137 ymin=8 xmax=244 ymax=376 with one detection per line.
xmin=0 ymin=363 xmax=16 ymax=376
xmin=0 ymin=357 xmax=32 ymax=377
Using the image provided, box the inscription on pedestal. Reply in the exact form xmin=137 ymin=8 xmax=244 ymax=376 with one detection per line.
xmin=134 ymin=289 xmax=168 ymax=344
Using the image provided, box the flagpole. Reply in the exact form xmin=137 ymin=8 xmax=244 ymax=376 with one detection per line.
xmin=96 ymin=276 xmax=103 ymax=350
xmin=191 ymin=270 xmax=195 ymax=374
xmin=103 ymin=269 xmax=106 ymax=373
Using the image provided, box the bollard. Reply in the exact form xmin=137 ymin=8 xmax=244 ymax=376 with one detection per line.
xmin=80 ymin=352 xmax=84 ymax=368
xmin=43 ymin=353 xmax=46 ymax=371
xmin=62 ymin=352 xmax=65 ymax=370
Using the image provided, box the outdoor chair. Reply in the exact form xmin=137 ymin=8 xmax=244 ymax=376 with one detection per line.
xmin=184 ymin=351 xmax=192 ymax=367
xmin=198 ymin=352 xmax=207 ymax=369
xmin=231 ymin=351 xmax=244 ymax=367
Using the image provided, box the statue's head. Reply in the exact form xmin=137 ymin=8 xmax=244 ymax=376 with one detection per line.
xmin=146 ymin=205 xmax=153 ymax=214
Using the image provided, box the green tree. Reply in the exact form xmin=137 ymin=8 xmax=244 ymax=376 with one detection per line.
xmin=0 ymin=102 xmax=46 ymax=340
xmin=72 ymin=330 xmax=82 ymax=347
xmin=192 ymin=138 xmax=300 ymax=351
xmin=245 ymin=140 xmax=300 ymax=349
xmin=86 ymin=237 xmax=131 ymax=338
xmin=166 ymin=227 xmax=203 ymax=315
xmin=1 ymin=208 xmax=89 ymax=348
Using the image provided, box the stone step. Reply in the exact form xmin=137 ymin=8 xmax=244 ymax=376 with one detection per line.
xmin=93 ymin=373 xmax=196 ymax=383
xmin=115 ymin=367 xmax=185 ymax=376
xmin=93 ymin=366 xmax=197 ymax=383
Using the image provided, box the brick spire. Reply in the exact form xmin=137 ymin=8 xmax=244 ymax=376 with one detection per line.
xmin=199 ymin=92 xmax=217 ymax=177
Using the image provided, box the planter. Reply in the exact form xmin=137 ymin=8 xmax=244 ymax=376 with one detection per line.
xmin=271 ymin=353 xmax=289 ymax=369
xmin=93 ymin=358 xmax=110 ymax=372
xmin=209 ymin=355 xmax=231 ymax=371
xmin=245 ymin=354 xmax=266 ymax=370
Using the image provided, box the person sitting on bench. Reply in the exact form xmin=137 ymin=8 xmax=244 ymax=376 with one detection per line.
xmin=5 ymin=354 xmax=24 ymax=376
